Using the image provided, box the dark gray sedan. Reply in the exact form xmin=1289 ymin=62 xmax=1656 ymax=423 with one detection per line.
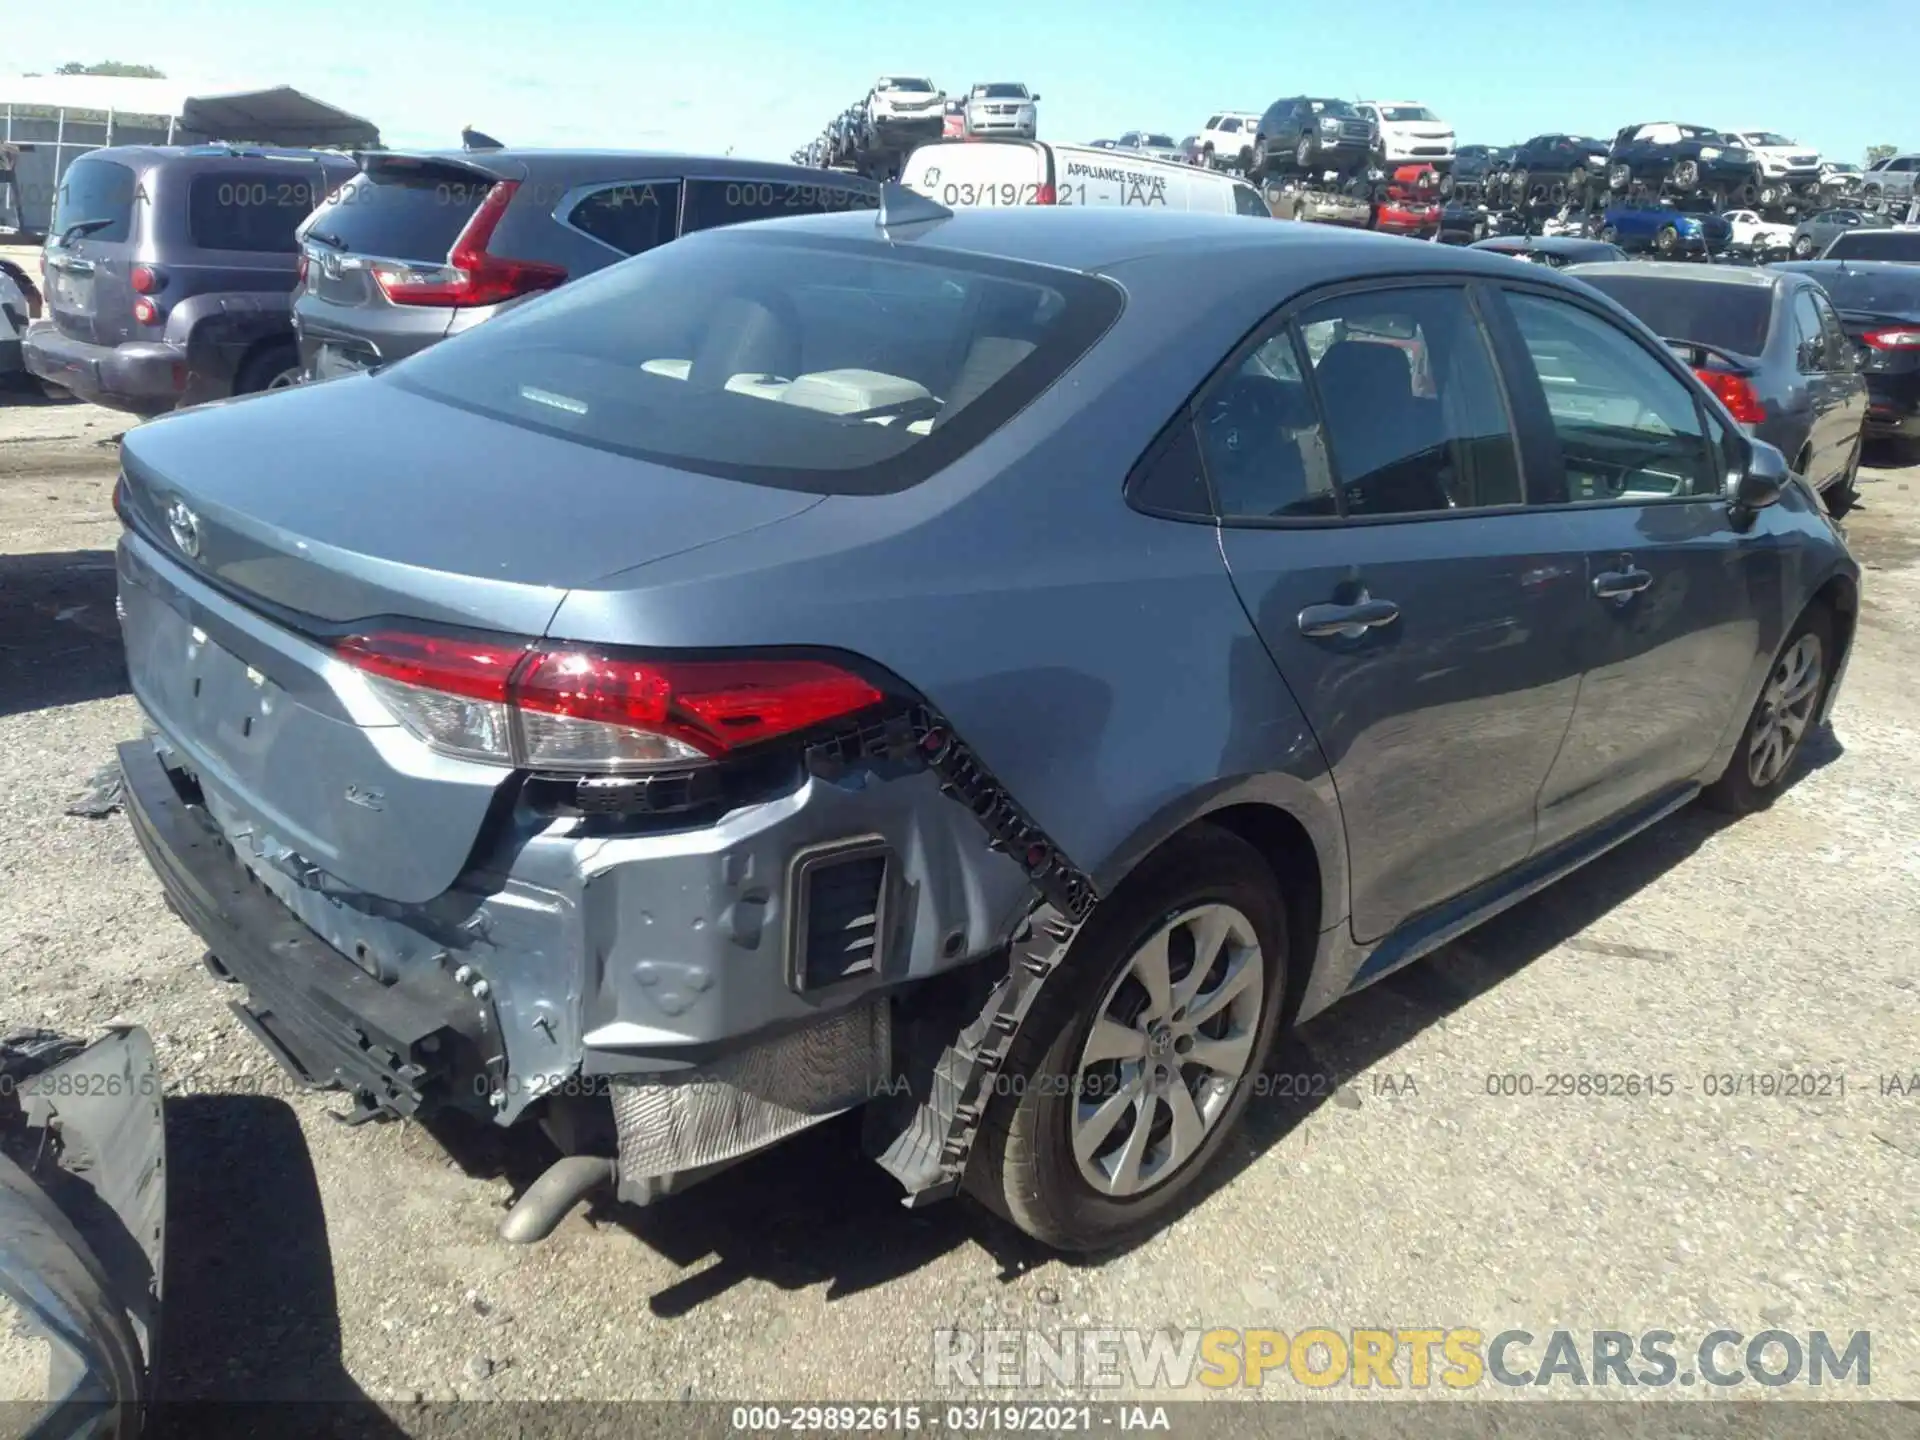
xmin=113 ymin=197 xmax=1858 ymax=1253
xmin=1565 ymin=261 xmax=1868 ymax=514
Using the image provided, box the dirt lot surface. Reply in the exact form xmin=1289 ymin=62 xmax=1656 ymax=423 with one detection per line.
xmin=2 ymin=367 xmax=1917 ymax=1427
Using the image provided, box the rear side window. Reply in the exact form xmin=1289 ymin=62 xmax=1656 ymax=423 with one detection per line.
xmin=1573 ymin=274 xmax=1771 ymax=357
xmin=1823 ymin=230 xmax=1920 ymax=261
xmin=565 ymin=181 xmax=680 ymax=256
xmin=188 ymin=170 xmax=323 ymax=252
xmin=387 ymin=230 xmax=1123 ymax=496
xmin=51 ymin=158 xmax=136 ymax=243
xmin=680 ymin=177 xmax=879 ymax=236
xmin=1233 ymin=184 xmax=1271 ymax=217
xmin=304 ymin=166 xmax=487 ymax=261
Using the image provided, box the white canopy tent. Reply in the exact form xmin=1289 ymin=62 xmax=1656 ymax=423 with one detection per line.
xmin=0 ymin=76 xmax=381 ymax=235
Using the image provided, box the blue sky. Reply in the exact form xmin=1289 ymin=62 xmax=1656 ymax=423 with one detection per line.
xmin=10 ymin=0 xmax=1915 ymax=164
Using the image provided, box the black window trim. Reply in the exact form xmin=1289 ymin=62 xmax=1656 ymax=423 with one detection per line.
xmin=550 ymin=176 xmax=687 ymax=258
xmin=1477 ymin=277 xmax=1744 ymax=513
xmin=1181 ymin=274 xmax=1534 ymax=530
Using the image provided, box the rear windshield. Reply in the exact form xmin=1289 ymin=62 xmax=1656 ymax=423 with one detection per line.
xmin=1822 ymin=230 xmax=1920 ymax=262
xmin=1791 ymin=264 xmax=1920 ymax=316
xmin=51 ymin=158 xmax=137 ymax=243
xmin=302 ymin=163 xmax=488 ymax=262
xmin=679 ymin=176 xmax=879 ymax=236
xmin=386 ymin=230 xmax=1123 ymax=495
xmin=1575 ymin=274 xmax=1772 ymax=356
xmin=188 ymin=170 xmax=325 ymax=251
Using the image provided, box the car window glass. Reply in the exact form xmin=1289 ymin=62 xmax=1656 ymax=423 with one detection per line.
xmin=1220 ymin=118 xmax=1239 ymax=133
xmin=50 ymin=158 xmax=136 ymax=243
xmin=1790 ymin=289 xmax=1826 ymax=371
xmin=1233 ymin=184 xmax=1270 ymax=217
xmin=1298 ymin=289 xmax=1520 ymax=516
xmin=566 ymin=180 xmax=681 ymax=256
xmin=1504 ymin=290 xmax=1719 ymax=502
xmin=681 ymin=177 xmax=876 ymax=236
xmin=1204 ymin=288 xmax=1519 ymax=521
xmin=188 ymin=171 xmax=322 ymax=252
xmin=1809 ymin=291 xmax=1851 ymax=364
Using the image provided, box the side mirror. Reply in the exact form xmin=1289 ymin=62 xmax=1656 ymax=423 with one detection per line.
xmin=1031 ymin=94 xmax=1042 ymax=102
xmin=1729 ymin=438 xmax=1788 ymax=516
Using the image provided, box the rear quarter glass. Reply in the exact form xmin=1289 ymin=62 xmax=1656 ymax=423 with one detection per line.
xmin=188 ymin=170 xmax=328 ymax=252
xmin=383 ymin=228 xmax=1123 ymax=496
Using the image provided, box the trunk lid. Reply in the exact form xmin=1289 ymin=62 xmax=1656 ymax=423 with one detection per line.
xmin=117 ymin=371 xmax=822 ymax=903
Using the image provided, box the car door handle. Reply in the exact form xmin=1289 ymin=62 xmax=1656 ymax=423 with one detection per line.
xmin=1592 ymin=567 xmax=1653 ymax=599
xmin=1297 ymin=595 xmax=1400 ymax=639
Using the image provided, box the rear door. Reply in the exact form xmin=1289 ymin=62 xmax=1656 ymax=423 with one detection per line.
xmin=43 ymin=154 xmax=140 ymax=345
xmin=1485 ymin=281 xmax=1773 ymax=847
xmin=1212 ymin=281 xmax=1590 ymax=944
xmin=1807 ymin=285 xmax=1868 ymax=460
xmin=294 ymin=155 xmax=505 ymax=374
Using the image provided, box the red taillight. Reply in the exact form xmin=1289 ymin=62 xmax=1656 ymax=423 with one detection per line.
xmin=130 ymin=264 xmax=161 ymax=294
xmin=132 ymin=296 xmax=160 ymax=326
xmin=296 ymin=252 xmax=309 ymax=285
xmin=335 ymin=631 xmax=885 ymax=772
xmin=1862 ymin=326 xmax=1920 ymax=350
xmin=1032 ymin=183 xmax=1056 ymax=205
xmin=1693 ymin=368 xmax=1767 ymax=423
xmin=371 ymin=180 xmax=568 ymax=308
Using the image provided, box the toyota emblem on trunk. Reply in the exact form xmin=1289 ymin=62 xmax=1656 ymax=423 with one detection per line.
xmin=165 ymin=500 xmax=201 ymax=559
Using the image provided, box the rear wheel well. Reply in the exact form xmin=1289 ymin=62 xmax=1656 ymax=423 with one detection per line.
xmin=1189 ymin=803 xmax=1323 ymax=1029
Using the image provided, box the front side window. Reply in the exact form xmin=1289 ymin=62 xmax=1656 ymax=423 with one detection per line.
xmin=387 ymin=230 xmax=1122 ymax=496
xmin=566 ymin=180 xmax=681 ymax=256
xmin=1219 ymin=118 xmax=1240 ymax=133
xmin=1233 ymin=183 xmax=1271 ymax=217
xmin=1199 ymin=286 xmax=1520 ymax=521
xmin=1503 ymin=290 xmax=1720 ymax=502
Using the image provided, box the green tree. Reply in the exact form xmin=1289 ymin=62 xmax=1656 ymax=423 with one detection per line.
xmin=53 ymin=61 xmax=167 ymax=78
xmin=1865 ymin=144 xmax=1897 ymax=167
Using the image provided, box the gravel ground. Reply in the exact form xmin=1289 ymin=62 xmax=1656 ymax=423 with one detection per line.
xmin=1 ymin=372 xmax=1917 ymax=1425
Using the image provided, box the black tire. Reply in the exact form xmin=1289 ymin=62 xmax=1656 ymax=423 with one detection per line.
xmin=1656 ymin=224 xmax=1679 ymax=255
xmin=1608 ymin=162 xmax=1632 ymax=192
xmin=1508 ymin=169 xmax=1529 ymax=203
xmin=1237 ymin=145 xmax=1254 ymax=174
xmin=1824 ymin=442 xmax=1861 ymax=519
xmin=965 ymin=825 xmax=1290 ymax=1252
xmin=1201 ymin=143 xmax=1216 ymax=171
xmin=1792 ymin=235 xmax=1816 ymax=259
xmin=1673 ymin=159 xmax=1700 ymax=191
xmin=1248 ymin=138 xmax=1270 ymax=181
xmin=1701 ymin=605 xmax=1835 ymax=814
xmin=1294 ymin=135 xmax=1317 ymax=173
xmin=1600 ymin=224 xmax=1619 ymax=245
xmin=234 ymin=340 xmax=302 ymax=396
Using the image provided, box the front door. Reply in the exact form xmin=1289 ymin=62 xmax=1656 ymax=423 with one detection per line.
xmin=1485 ymin=284 xmax=1777 ymax=848
xmin=1207 ymin=281 xmax=1588 ymax=944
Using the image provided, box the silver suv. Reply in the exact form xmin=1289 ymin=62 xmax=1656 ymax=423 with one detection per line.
xmin=964 ymin=82 xmax=1038 ymax=139
xmin=1862 ymin=153 xmax=1919 ymax=214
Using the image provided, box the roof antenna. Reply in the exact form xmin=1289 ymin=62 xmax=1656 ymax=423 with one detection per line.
xmin=876 ymin=181 xmax=954 ymax=235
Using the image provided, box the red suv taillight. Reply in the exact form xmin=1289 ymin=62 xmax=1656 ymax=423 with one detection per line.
xmin=1032 ymin=183 xmax=1056 ymax=204
xmin=335 ymin=630 xmax=885 ymax=771
xmin=132 ymin=296 xmax=161 ymax=325
xmin=130 ymin=264 xmax=162 ymax=294
xmin=370 ymin=180 xmax=568 ymax=308
xmin=1862 ymin=326 xmax=1920 ymax=350
xmin=1693 ymin=367 xmax=1767 ymax=424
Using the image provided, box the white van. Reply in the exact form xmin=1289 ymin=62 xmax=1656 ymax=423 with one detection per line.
xmin=899 ymin=139 xmax=1271 ymax=216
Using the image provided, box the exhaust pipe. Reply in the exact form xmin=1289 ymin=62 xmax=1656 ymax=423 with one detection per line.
xmin=498 ymin=1155 xmax=616 ymax=1244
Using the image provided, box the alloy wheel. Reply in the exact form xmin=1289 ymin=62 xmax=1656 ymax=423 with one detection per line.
xmin=1747 ymin=633 xmax=1823 ymax=788
xmin=1071 ymin=903 xmax=1265 ymax=1198
xmin=266 ymin=366 xmax=303 ymax=391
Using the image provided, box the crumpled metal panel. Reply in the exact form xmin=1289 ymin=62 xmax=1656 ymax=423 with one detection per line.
xmin=612 ymin=1000 xmax=889 ymax=1181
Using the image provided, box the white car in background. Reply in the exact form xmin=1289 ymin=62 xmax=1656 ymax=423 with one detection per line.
xmin=964 ymin=82 xmax=1038 ymax=139
xmin=1355 ymin=100 xmax=1456 ymax=169
xmin=867 ymin=76 xmax=947 ymax=145
xmin=1728 ymin=130 xmax=1821 ymax=183
xmin=1197 ymin=112 xmax=1262 ymax=171
xmin=1721 ymin=208 xmax=1795 ymax=258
